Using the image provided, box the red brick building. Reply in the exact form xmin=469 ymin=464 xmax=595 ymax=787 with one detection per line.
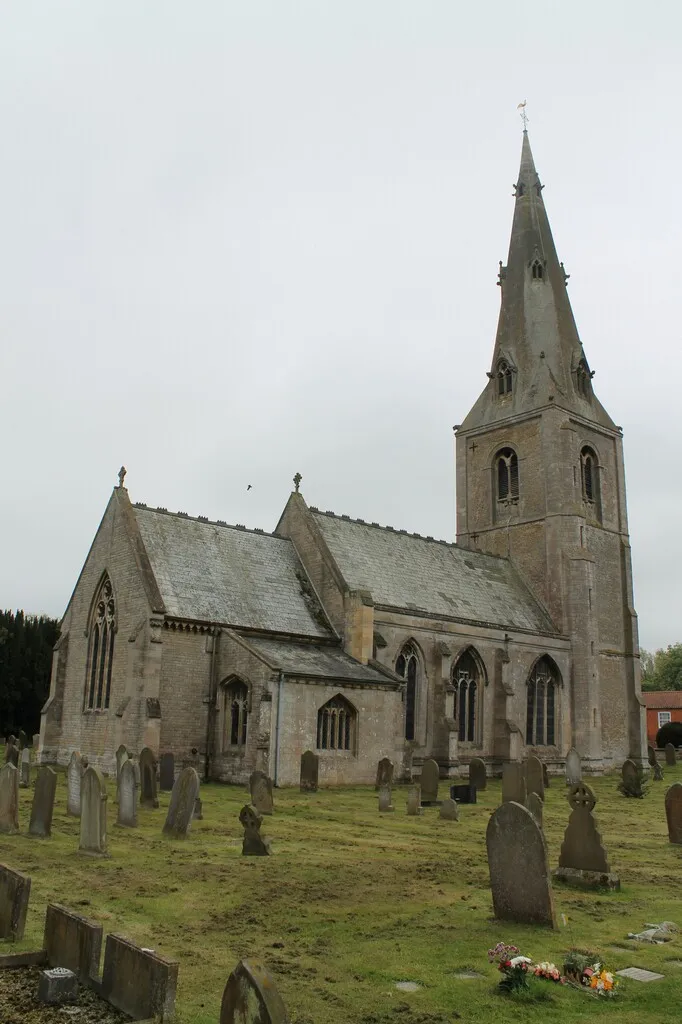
xmin=642 ymin=692 xmax=682 ymax=746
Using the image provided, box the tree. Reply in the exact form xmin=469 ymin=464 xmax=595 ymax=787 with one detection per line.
xmin=0 ymin=610 xmax=59 ymax=737
xmin=640 ymin=644 xmax=682 ymax=692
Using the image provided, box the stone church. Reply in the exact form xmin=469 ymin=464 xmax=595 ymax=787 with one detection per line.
xmin=41 ymin=132 xmax=646 ymax=784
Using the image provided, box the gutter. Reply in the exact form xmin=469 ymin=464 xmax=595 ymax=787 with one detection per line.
xmin=273 ymin=670 xmax=284 ymax=787
xmin=204 ymin=625 xmax=219 ymax=782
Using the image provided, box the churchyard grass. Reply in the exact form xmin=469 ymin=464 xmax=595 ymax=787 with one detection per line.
xmin=1 ymin=769 xmax=682 ymax=1023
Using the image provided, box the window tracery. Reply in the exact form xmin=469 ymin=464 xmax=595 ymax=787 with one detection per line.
xmin=525 ymin=656 xmax=560 ymax=746
xmin=495 ymin=448 xmax=519 ymax=504
xmin=85 ymin=577 xmax=116 ymax=711
xmin=452 ymin=649 xmax=481 ymax=742
xmin=576 ymin=359 xmax=591 ymax=397
xmin=396 ymin=641 xmax=419 ymax=741
xmin=496 ymin=360 xmax=513 ymax=396
xmin=317 ymin=695 xmax=355 ymax=751
xmin=223 ymin=679 xmax=249 ymax=750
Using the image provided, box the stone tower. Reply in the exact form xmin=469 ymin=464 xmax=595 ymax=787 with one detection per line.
xmin=455 ymin=131 xmax=645 ymax=768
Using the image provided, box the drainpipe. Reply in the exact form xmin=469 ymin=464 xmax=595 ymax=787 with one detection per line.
xmin=204 ymin=625 xmax=219 ymax=782
xmin=273 ymin=670 xmax=284 ymax=787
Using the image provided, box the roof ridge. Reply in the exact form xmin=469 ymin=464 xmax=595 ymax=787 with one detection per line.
xmin=133 ymin=503 xmax=274 ymax=538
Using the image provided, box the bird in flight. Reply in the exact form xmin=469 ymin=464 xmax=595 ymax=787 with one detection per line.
xmin=246 ymin=484 xmax=252 ymax=491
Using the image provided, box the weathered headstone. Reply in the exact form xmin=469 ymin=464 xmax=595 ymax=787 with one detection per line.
xmin=4 ymin=736 xmax=19 ymax=768
xmin=565 ymin=747 xmax=581 ymax=786
xmin=378 ymin=785 xmax=394 ymax=812
xmin=525 ymin=754 xmax=544 ymax=799
xmin=250 ymin=771 xmax=274 ymax=815
xmin=420 ymin=759 xmax=440 ymax=804
xmin=66 ymin=752 xmax=85 ymax=817
xmin=0 ymin=763 xmax=19 ymax=834
xmin=406 ymin=785 xmax=421 ymax=815
xmin=240 ymin=804 xmax=270 ymax=856
xmin=451 ymin=783 xmax=477 ymax=804
xmin=220 ymin=959 xmax=288 ymax=1024
xmin=620 ymin=758 xmax=645 ymax=797
xmin=665 ymin=743 xmax=677 ymax=767
xmin=114 ymin=745 xmax=128 ymax=803
xmin=193 ymin=796 xmax=203 ymax=820
xmin=32 ymin=733 xmax=41 ymax=756
xmin=163 ymin=767 xmax=200 ymax=838
xmin=501 ymin=761 xmax=526 ymax=804
xmin=117 ymin=759 xmax=138 ymax=828
xmin=0 ymin=863 xmax=31 ymax=940
xmin=439 ymin=798 xmax=459 ymax=821
xmin=527 ymin=791 xmax=544 ymax=828
xmin=79 ymin=767 xmax=108 ymax=856
xmin=19 ymin=747 xmax=30 ymax=788
xmin=648 ymin=744 xmax=657 ymax=767
xmin=486 ymin=801 xmax=556 ymax=928
xmin=554 ymin=782 xmax=619 ymax=889
xmin=542 ymin=763 xmax=550 ymax=789
xmin=300 ymin=750 xmax=319 ymax=792
xmin=375 ymin=757 xmax=394 ymax=790
xmin=101 ymin=934 xmax=178 ymax=1020
xmin=18 ymin=730 xmax=27 ymax=750
xmin=159 ymin=752 xmax=175 ymax=791
xmin=469 ymin=757 xmax=486 ymax=791
xmin=139 ymin=747 xmax=159 ymax=808
xmin=29 ymin=766 xmax=57 ymax=838
xmin=44 ymin=904 xmax=103 ymax=981
xmin=665 ymin=782 xmax=682 ymax=845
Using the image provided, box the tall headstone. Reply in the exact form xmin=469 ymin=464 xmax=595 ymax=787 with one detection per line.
xmin=0 ymin=764 xmax=19 ymax=834
xmin=139 ymin=747 xmax=159 ymax=809
xmin=300 ymin=750 xmax=319 ymax=793
xmin=0 ymin=863 xmax=31 ymax=940
xmin=66 ymin=752 xmax=85 ymax=817
xmin=249 ymin=771 xmax=274 ymax=815
xmin=406 ymin=786 xmax=421 ymax=815
xmin=665 ymin=743 xmax=677 ymax=767
xmin=163 ymin=767 xmax=200 ymax=838
xmin=115 ymin=746 xmax=128 ymax=803
xmin=79 ymin=767 xmax=107 ymax=856
xmin=378 ymin=785 xmax=394 ymax=812
xmin=565 ymin=748 xmax=581 ymax=786
xmin=18 ymin=730 xmax=27 ymax=751
xmin=486 ymin=801 xmax=556 ymax=928
xmin=501 ymin=761 xmax=526 ymax=804
xmin=420 ymin=759 xmax=440 ymax=803
xmin=647 ymin=744 xmax=657 ymax=767
xmin=19 ymin=748 xmax=30 ymax=788
xmin=29 ymin=766 xmax=57 ymax=838
xmin=527 ymin=791 xmax=544 ymax=828
xmin=4 ymin=736 xmax=19 ymax=768
xmin=375 ymin=758 xmax=394 ymax=790
xmin=240 ymin=805 xmax=270 ymax=856
xmin=555 ymin=782 xmax=619 ymax=889
xmin=525 ymin=755 xmax=544 ymax=799
xmin=542 ymin=763 xmax=550 ymax=789
xmin=439 ymin=798 xmax=459 ymax=821
xmin=469 ymin=757 xmax=487 ymax=792
xmin=220 ymin=959 xmax=288 ymax=1024
xmin=117 ymin=760 xmax=138 ymax=828
xmin=665 ymin=782 xmax=682 ymax=845
xmin=620 ymin=758 xmax=645 ymax=797
xmin=32 ymin=733 xmax=41 ymax=756
xmin=159 ymin=752 xmax=175 ymax=791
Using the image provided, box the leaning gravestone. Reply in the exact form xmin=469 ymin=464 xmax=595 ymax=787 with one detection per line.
xmin=79 ymin=767 xmax=108 ymax=856
xmin=526 ymin=791 xmax=544 ymax=828
xmin=406 ymin=786 xmax=421 ymax=815
xmin=66 ymin=752 xmax=85 ymax=817
xmin=159 ymin=752 xmax=175 ymax=791
xmin=117 ymin=760 xmax=138 ymax=828
xmin=565 ymin=747 xmax=581 ymax=786
xmin=139 ymin=747 xmax=159 ymax=808
xmin=249 ymin=771 xmax=274 ymax=815
xmin=487 ymin=801 xmax=556 ymax=928
xmin=0 ymin=764 xmax=20 ymax=835
xmin=439 ymin=798 xmax=459 ymax=821
xmin=554 ymin=782 xmax=619 ymax=889
xmin=665 ymin=743 xmax=677 ymax=767
xmin=163 ymin=767 xmax=200 ymax=838
xmin=378 ymin=785 xmax=394 ymax=812
xmin=29 ymin=766 xmax=57 ymax=838
xmin=375 ymin=757 xmax=394 ymax=790
xmin=19 ymin=748 xmax=30 ymax=789
xmin=525 ymin=755 xmax=544 ymax=799
xmin=501 ymin=761 xmax=526 ymax=804
xmin=648 ymin=744 xmax=657 ymax=767
xmin=240 ymin=805 xmax=270 ymax=856
xmin=220 ymin=958 xmax=288 ymax=1024
xmin=300 ymin=750 xmax=319 ymax=793
xmin=665 ymin=782 xmax=682 ymax=845
xmin=469 ymin=757 xmax=486 ymax=792
xmin=420 ymin=759 xmax=440 ymax=804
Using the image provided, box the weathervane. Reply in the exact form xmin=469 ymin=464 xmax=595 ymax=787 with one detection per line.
xmin=517 ymin=100 xmax=528 ymax=130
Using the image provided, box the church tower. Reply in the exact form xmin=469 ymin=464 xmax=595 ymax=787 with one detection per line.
xmin=455 ymin=131 xmax=645 ymax=768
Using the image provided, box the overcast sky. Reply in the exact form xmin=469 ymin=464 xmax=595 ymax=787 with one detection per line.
xmin=2 ymin=1 xmax=680 ymax=651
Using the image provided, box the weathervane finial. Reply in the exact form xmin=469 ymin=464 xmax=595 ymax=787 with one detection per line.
xmin=517 ymin=100 xmax=528 ymax=131
xmin=118 ymin=466 xmax=127 ymax=488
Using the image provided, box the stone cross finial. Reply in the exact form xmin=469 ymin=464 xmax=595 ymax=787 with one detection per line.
xmin=118 ymin=466 xmax=127 ymax=488
xmin=568 ymin=781 xmax=596 ymax=812
xmin=293 ymin=472 xmax=302 ymax=493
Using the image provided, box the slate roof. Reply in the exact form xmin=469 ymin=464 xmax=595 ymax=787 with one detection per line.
xmin=310 ymin=510 xmax=557 ymax=633
xmin=133 ymin=506 xmax=331 ymax=638
xmin=243 ymin=637 xmax=396 ymax=685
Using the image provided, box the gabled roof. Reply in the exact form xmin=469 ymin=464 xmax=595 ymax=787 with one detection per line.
xmin=642 ymin=691 xmax=682 ymax=710
xmin=132 ymin=504 xmax=332 ymax=638
xmin=310 ymin=509 xmax=557 ymax=634
xmin=242 ymin=636 xmax=398 ymax=686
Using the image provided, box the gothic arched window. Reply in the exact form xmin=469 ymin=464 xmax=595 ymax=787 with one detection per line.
xmin=525 ymin=656 xmax=560 ymax=746
xmin=576 ymin=359 xmax=591 ymax=398
xmin=495 ymin=448 xmax=519 ymax=503
xmin=580 ymin=447 xmax=597 ymax=502
xmin=452 ymin=649 xmax=483 ymax=742
xmin=497 ymin=360 xmax=513 ymax=396
xmin=531 ymin=259 xmax=544 ymax=280
xmin=317 ymin=695 xmax=356 ymax=751
xmin=85 ymin=576 xmax=116 ymax=711
xmin=396 ymin=641 xmax=420 ymax=741
xmin=223 ymin=679 xmax=249 ymax=749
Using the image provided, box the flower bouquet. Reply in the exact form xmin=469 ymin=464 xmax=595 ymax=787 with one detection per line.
xmin=582 ymin=964 xmax=618 ymax=997
xmin=487 ymin=942 xmax=533 ymax=992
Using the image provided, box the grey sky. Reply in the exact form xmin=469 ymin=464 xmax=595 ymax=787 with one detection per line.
xmin=2 ymin=1 xmax=680 ymax=652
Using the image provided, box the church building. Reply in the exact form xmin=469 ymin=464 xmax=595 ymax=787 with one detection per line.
xmin=41 ymin=132 xmax=646 ymax=784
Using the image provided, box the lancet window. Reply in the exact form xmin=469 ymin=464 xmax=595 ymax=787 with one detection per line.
xmin=525 ymin=656 xmax=560 ymax=746
xmin=223 ymin=679 xmax=249 ymax=750
xmin=576 ymin=359 xmax=591 ymax=397
xmin=317 ymin=695 xmax=356 ymax=751
xmin=497 ymin=360 xmax=513 ymax=396
xmin=85 ymin=576 xmax=116 ymax=711
xmin=531 ymin=259 xmax=544 ymax=280
xmin=495 ymin=448 xmax=519 ymax=504
xmin=452 ymin=649 xmax=482 ymax=742
xmin=396 ymin=641 xmax=420 ymax=741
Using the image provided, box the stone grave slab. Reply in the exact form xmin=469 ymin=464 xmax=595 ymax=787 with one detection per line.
xmin=159 ymin=751 xmax=175 ymax=791
xmin=163 ymin=766 xmax=200 ymax=838
xmin=250 ymin=770 xmax=274 ymax=815
xmin=0 ymin=763 xmax=19 ymax=834
xmin=44 ymin=903 xmax=103 ymax=981
xmin=0 ymin=863 xmax=30 ymax=940
xmin=19 ymin=748 xmax=30 ymax=788
xmin=420 ymin=759 xmax=440 ymax=804
xmin=79 ymin=766 xmax=108 ymax=856
xmin=565 ymin=747 xmax=581 ymax=786
xmin=300 ymin=750 xmax=319 ymax=792
xmin=29 ymin=766 xmax=57 ymax=838
xmin=139 ymin=747 xmax=159 ymax=808
xmin=486 ymin=801 xmax=556 ymax=928
xmin=439 ymin=798 xmax=458 ymax=821
xmin=665 ymin=781 xmax=682 ymax=845
xmin=616 ymin=967 xmax=664 ymax=982
xmin=220 ymin=958 xmax=288 ymax=1024
xmin=375 ymin=757 xmax=394 ymax=790
xmin=468 ymin=757 xmax=486 ymax=791
xmin=525 ymin=754 xmax=544 ymax=799
xmin=4 ymin=737 xmax=19 ymax=768
xmin=527 ymin=791 xmax=543 ymax=827
xmin=501 ymin=761 xmax=526 ymax=804
xmin=66 ymin=751 xmax=85 ymax=817
xmin=665 ymin=743 xmax=676 ymax=767
xmin=406 ymin=786 xmax=421 ymax=815
xmin=101 ymin=933 xmax=178 ymax=1020
xmin=378 ymin=785 xmax=394 ymax=812
xmin=117 ymin=759 xmax=138 ymax=827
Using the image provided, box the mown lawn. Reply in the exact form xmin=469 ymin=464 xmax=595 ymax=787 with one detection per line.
xmin=1 ymin=767 xmax=681 ymax=1023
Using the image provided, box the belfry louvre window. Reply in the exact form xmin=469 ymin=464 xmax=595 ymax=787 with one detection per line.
xmin=526 ymin=656 xmax=560 ymax=746
xmin=496 ymin=448 xmax=519 ymax=503
xmin=497 ymin=360 xmax=513 ymax=396
xmin=396 ymin=642 xmax=419 ymax=741
xmin=224 ymin=680 xmax=249 ymax=749
xmin=576 ymin=360 xmax=591 ymax=397
xmin=85 ymin=577 xmax=116 ymax=710
xmin=581 ymin=447 xmax=598 ymax=505
xmin=452 ymin=649 xmax=481 ymax=742
xmin=317 ymin=695 xmax=355 ymax=751
xmin=531 ymin=259 xmax=544 ymax=280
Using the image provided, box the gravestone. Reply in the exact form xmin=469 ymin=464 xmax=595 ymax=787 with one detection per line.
xmin=115 ymin=745 xmax=128 ymax=803
xmin=527 ymin=791 xmax=544 ymax=828
xmin=468 ymin=757 xmax=486 ymax=791
xmin=19 ymin=747 xmax=30 ymax=788
xmin=420 ymin=759 xmax=440 ymax=804
xmin=32 ymin=733 xmax=40 ymax=755
xmin=439 ymin=798 xmax=459 ymax=821
xmin=220 ymin=958 xmax=288 ymax=1024
xmin=117 ymin=759 xmax=138 ymax=827
xmin=653 ymin=761 xmax=664 ymax=781
xmin=0 ymin=763 xmax=19 ymax=834
xmin=159 ymin=752 xmax=175 ymax=791
xmin=665 ymin=782 xmax=682 ymax=845
xmin=665 ymin=743 xmax=677 ymax=767
xmin=139 ymin=747 xmax=159 ymax=808
xmin=300 ymin=750 xmax=319 ymax=792
xmin=554 ymin=782 xmax=619 ymax=889
xmin=620 ymin=758 xmax=645 ymax=797
xmin=44 ymin=904 xmax=103 ymax=981
xmin=240 ymin=804 xmax=271 ymax=856
xmin=565 ymin=747 xmax=581 ymax=786
xmin=501 ymin=761 xmax=526 ymax=804
xmin=79 ymin=767 xmax=107 ymax=856
xmin=450 ymin=783 xmax=477 ymax=804
xmin=193 ymin=797 xmax=203 ymax=820
xmin=0 ymin=863 xmax=31 ymax=940
xmin=66 ymin=752 xmax=85 ymax=817
xmin=101 ymin=934 xmax=178 ymax=1020
xmin=486 ymin=801 xmax=556 ymax=928
xmin=163 ymin=767 xmax=200 ymax=838
xmin=29 ymin=766 xmax=57 ymax=838
xmin=250 ymin=770 xmax=274 ymax=815
xmin=648 ymin=744 xmax=657 ymax=767
xmin=542 ymin=763 xmax=550 ymax=788
xmin=18 ymin=730 xmax=27 ymax=750
xmin=375 ymin=757 xmax=394 ymax=790
xmin=378 ymin=785 xmax=394 ymax=812
xmin=4 ymin=736 xmax=19 ymax=768
xmin=525 ymin=755 xmax=544 ymax=799
xmin=406 ymin=785 xmax=421 ymax=815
